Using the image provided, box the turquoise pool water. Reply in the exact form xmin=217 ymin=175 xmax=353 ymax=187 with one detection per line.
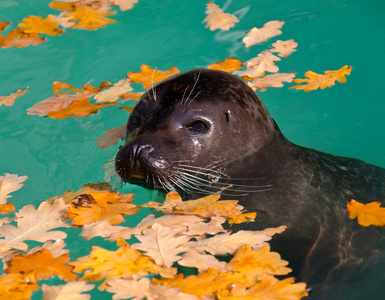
xmin=1 ymin=0 xmax=384 ymax=298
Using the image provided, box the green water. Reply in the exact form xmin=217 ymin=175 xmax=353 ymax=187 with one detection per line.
xmin=1 ymin=0 xmax=384 ymax=299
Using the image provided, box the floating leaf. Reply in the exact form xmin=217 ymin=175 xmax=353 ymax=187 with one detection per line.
xmin=128 ymin=64 xmax=180 ymax=89
xmin=6 ymin=249 xmax=78 ymax=281
xmin=291 ymin=65 xmax=352 ymax=92
xmin=208 ymin=57 xmax=243 ymax=72
xmin=49 ymin=12 xmax=76 ymax=28
xmin=65 ymin=186 xmax=138 ymax=226
xmin=0 ymin=272 xmax=39 ymax=300
xmin=94 ymin=78 xmax=133 ymax=103
xmin=270 ymin=39 xmax=298 ymax=58
xmin=0 ymin=173 xmax=28 ymax=204
xmin=119 ymin=92 xmax=144 ymax=101
xmin=178 ymin=248 xmax=230 ymax=272
xmin=203 ymin=2 xmax=239 ymax=31
xmin=0 ymin=198 xmax=69 ymax=252
xmin=0 ymin=87 xmax=28 ymax=107
xmin=80 ymin=220 xmax=125 ymax=241
xmin=243 ymin=20 xmax=284 ymax=47
xmin=18 ymin=16 xmax=64 ymax=36
xmin=227 ymin=212 xmax=256 ymax=225
xmin=0 ymin=204 xmax=15 ymax=215
xmin=42 ymin=282 xmax=95 ymax=300
xmin=247 ymin=72 xmax=295 ymax=92
xmin=347 ymin=199 xmax=385 ymax=227
xmin=71 ymin=241 xmax=177 ymax=290
xmin=110 ymin=0 xmax=138 ymax=11
xmin=132 ymin=223 xmax=191 ymax=267
xmin=47 ymin=97 xmax=118 ymax=119
xmin=66 ymin=3 xmax=116 ymax=30
xmin=0 ymin=28 xmax=45 ymax=48
xmin=233 ymin=50 xmax=281 ymax=78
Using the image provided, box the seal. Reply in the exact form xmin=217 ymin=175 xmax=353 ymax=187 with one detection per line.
xmin=115 ymin=69 xmax=385 ymax=298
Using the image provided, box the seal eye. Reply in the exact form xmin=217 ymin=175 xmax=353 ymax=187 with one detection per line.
xmin=187 ymin=120 xmax=209 ymax=133
xmin=128 ymin=115 xmax=142 ymax=130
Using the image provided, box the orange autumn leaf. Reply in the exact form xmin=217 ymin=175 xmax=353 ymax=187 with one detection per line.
xmin=52 ymin=81 xmax=78 ymax=95
xmin=0 ymin=203 xmax=15 ymax=214
xmin=227 ymin=212 xmax=256 ymax=225
xmin=66 ymin=3 xmax=116 ymax=30
xmin=46 ymin=97 xmax=117 ymax=119
xmin=119 ymin=106 xmax=135 ymax=113
xmin=64 ymin=184 xmax=139 ymax=226
xmin=291 ymin=65 xmax=352 ymax=92
xmin=6 ymin=249 xmax=78 ymax=281
xmin=0 ymin=28 xmax=45 ymax=48
xmin=49 ymin=2 xmax=77 ymax=12
xmin=347 ymin=199 xmax=385 ymax=227
xmin=119 ymin=92 xmax=144 ymax=101
xmin=217 ymin=274 xmax=307 ymax=299
xmin=70 ymin=242 xmax=177 ymax=290
xmin=208 ymin=57 xmax=243 ymax=72
xmin=18 ymin=16 xmax=64 ymax=36
xmin=0 ymin=272 xmax=39 ymax=300
xmin=81 ymin=81 xmax=111 ymax=93
xmin=0 ymin=21 xmax=10 ymax=33
xmin=128 ymin=64 xmax=180 ymax=89
xmin=145 ymin=191 xmax=244 ymax=219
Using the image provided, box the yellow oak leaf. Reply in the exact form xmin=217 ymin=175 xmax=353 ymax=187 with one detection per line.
xmin=0 ymin=198 xmax=69 ymax=251
xmin=46 ymin=97 xmax=118 ymax=119
xmin=145 ymin=191 xmax=244 ymax=219
xmin=18 ymin=16 xmax=64 ymax=36
xmin=6 ymin=249 xmax=78 ymax=281
xmin=119 ymin=92 xmax=144 ymax=101
xmin=347 ymin=199 xmax=385 ymax=227
xmin=65 ymin=187 xmax=138 ymax=226
xmin=66 ymin=3 xmax=116 ymax=30
xmin=132 ymin=223 xmax=191 ymax=267
xmin=247 ymin=72 xmax=295 ymax=92
xmin=0 ymin=173 xmax=28 ymax=204
xmin=0 ymin=272 xmax=39 ymax=300
xmin=94 ymin=78 xmax=133 ymax=103
xmin=228 ymin=245 xmax=291 ymax=282
xmin=49 ymin=2 xmax=77 ymax=12
xmin=107 ymin=277 xmax=198 ymax=300
xmin=208 ymin=57 xmax=243 ymax=72
xmin=270 ymin=39 xmax=298 ymax=58
xmin=0 ymin=28 xmax=45 ymax=48
xmin=243 ymin=20 xmax=284 ymax=48
xmin=291 ymin=65 xmax=352 ymax=92
xmin=233 ymin=50 xmax=281 ymax=78
xmin=217 ymin=274 xmax=307 ymax=300
xmin=153 ymin=268 xmax=228 ymax=298
xmin=227 ymin=212 xmax=256 ymax=225
xmin=70 ymin=243 xmax=177 ymax=290
xmin=95 ymin=124 xmax=126 ymax=149
xmin=203 ymin=2 xmax=239 ymax=31
xmin=128 ymin=64 xmax=180 ymax=89
xmin=0 ymin=204 xmax=15 ymax=215
xmin=42 ymin=282 xmax=95 ymax=300
xmin=0 ymin=87 xmax=28 ymax=107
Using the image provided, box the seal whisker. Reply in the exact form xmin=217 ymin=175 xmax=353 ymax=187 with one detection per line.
xmin=184 ymin=70 xmax=201 ymax=107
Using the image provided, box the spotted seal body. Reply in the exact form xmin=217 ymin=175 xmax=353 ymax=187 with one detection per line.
xmin=115 ymin=69 xmax=385 ymax=298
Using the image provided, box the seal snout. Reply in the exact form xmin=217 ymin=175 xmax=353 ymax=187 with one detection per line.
xmin=115 ymin=142 xmax=165 ymax=186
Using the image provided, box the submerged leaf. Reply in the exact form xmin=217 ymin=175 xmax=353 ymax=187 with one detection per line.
xmin=95 ymin=124 xmax=126 ymax=149
xmin=0 ymin=88 xmax=28 ymax=107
